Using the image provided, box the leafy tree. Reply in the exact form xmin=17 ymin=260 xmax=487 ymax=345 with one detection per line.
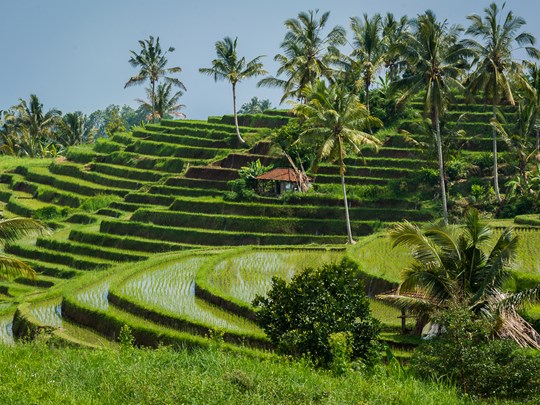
xmin=137 ymin=82 xmax=186 ymax=121
xmin=465 ymin=2 xmax=540 ymax=202
xmin=294 ymin=80 xmax=381 ymax=244
xmin=379 ymin=208 xmax=540 ymax=347
xmin=87 ymin=105 xmax=146 ymax=139
xmin=238 ymin=97 xmax=272 ymax=114
xmin=411 ymin=307 xmax=540 ymax=400
xmin=125 ymin=36 xmax=186 ymax=123
xmin=258 ymin=10 xmax=345 ymax=103
xmin=200 ymin=37 xmax=266 ymax=144
xmin=104 ymin=109 xmax=126 ymax=137
xmin=253 ymin=259 xmax=381 ymax=369
xmin=0 ymin=217 xmax=47 ymax=280
xmin=391 ymin=10 xmax=468 ymax=225
xmin=58 ymin=111 xmax=96 ymax=146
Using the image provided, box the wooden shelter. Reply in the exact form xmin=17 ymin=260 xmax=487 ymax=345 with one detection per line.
xmin=256 ymin=168 xmax=312 ymax=195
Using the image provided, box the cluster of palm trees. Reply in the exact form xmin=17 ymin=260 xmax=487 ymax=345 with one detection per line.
xmin=0 ymin=95 xmax=96 ymax=158
xmin=255 ymin=5 xmax=540 ymax=225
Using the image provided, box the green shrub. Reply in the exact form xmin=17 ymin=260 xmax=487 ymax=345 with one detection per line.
xmin=415 ymin=167 xmax=439 ymax=187
xmin=253 ymin=259 xmax=381 ymax=368
xmin=34 ymin=205 xmax=70 ymax=221
xmin=411 ymin=308 xmax=540 ymax=401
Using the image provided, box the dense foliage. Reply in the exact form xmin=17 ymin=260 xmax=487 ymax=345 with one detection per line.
xmin=253 ymin=259 xmax=381 ymax=368
xmin=412 ymin=308 xmax=540 ymax=401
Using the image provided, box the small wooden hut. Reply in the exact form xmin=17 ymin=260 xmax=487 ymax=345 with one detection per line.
xmin=256 ymin=168 xmax=312 ymax=196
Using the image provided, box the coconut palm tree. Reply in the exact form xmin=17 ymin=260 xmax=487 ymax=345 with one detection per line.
xmin=379 ymin=208 xmax=540 ymax=348
xmin=258 ymin=10 xmax=346 ymax=103
xmin=348 ymin=13 xmax=387 ymax=114
xmin=391 ymin=11 xmax=468 ymax=225
xmin=199 ymin=36 xmax=267 ymax=144
xmin=136 ymin=82 xmax=186 ymax=121
xmin=125 ymin=36 xmax=186 ymax=123
xmin=2 ymin=95 xmax=61 ymax=157
xmin=465 ymin=2 xmax=540 ymax=202
xmin=294 ymin=80 xmax=382 ymax=244
xmin=0 ymin=217 xmax=47 ymax=280
xmin=58 ymin=112 xmax=96 ymax=147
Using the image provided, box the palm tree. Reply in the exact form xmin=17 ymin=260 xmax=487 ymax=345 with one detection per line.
xmin=199 ymin=36 xmax=267 ymax=144
xmin=238 ymin=97 xmax=273 ymax=114
xmin=465 ymin=2 xmax=540 ymax=202
xmin=125 ymin=36 xmax=186 ymax=123
xmin=294 ymin=80 xmax=382 ymax=244
xmin=258 ymin=10 xmax=346 ymax=103
xmin=379 ymin=209 xmax=540 ymax=348
xmin=2 ymin=95 xmax=61 ymax=157
xmin=382 ymin=13 xmax=410 ymax=81
xmin=0 ymin=217 xmax=48 ymax=280
xmin=137 ymin=82 xmax=186 ymax=121
xmin=58 ymin=112 xmax=96 ymax=147
xmin=348 ymin=13 xmax=387 ymax=114
xmin=391 ymin=11 xmax=468 ymax=225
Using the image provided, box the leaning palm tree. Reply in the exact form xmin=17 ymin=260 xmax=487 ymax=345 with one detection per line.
xmin=294 ymin=80 xmax=382 ymax=244
xmin=258 ymin=10 xmax=346 ymax=103
xmin=125 ymin=36 xmax=186 ymax=123
xmin=0 ymin=217 xmax=48 ymax=280
xmin=136 ymin=82 xmax=186 ymax=121
xmin=391 ymin=11 xmax=468 ymax=225
xmin=199 ymin=36 xmax=267 ymax=144
xmin=465 ymin=2 xmax=540 ymax=202
xmin=379 ymin=208 xmax=540 ymax=348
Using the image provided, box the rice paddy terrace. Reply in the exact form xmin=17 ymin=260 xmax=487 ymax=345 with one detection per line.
xmin=0 ymin=108 xmax=538 ymax=352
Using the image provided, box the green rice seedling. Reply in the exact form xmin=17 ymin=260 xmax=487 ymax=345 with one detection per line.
xmin=77 ymin=281 xmax=110 ymax=310
xmin=79 ymin=194 xmax=123 ymax=212
xmin=30 ymin=299 xmax=63 ymax=328
xmin=0 ymin=315 xmax=14 ymax=345
xmin=120 ymin=257 xmax=261 ymax=334
xmin=351 ymin=236 xmax=411 ymax=282
xmin=208 ymin=249 xmax=344 ymax=304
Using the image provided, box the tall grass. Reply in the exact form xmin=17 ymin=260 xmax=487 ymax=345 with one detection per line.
xmin=0 ymin=343 xmax=476 ymax=405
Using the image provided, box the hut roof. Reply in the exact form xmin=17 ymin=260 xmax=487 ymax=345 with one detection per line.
xmin=256 ymin=168 xmax=312 ymax=182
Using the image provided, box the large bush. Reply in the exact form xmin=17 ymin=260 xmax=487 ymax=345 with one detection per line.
xmin=253 ymin=259 xmax=381 ymax=369
xmin=411 ymin=308 xmax=540 ymax=401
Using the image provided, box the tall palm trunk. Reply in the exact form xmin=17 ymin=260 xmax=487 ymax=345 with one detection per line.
xmin=151 ymin=79 xmax=157 ymax=123
xmin=339 ymin=139 xmax=355 ymax=244
xmin=492 ymin=88 xmax=502 ymax=202
xmin=434 ymin=103 xmax=449 ymax=225
xmin=232 ymin=83 xmax=245 ymax=144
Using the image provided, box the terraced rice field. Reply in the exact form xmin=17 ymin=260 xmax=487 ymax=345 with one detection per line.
xmin=30 ymin=299 xmax=63 ymax=328
xmin=207 ymin=249 xmax=344 ymax=304
xmin=76 ymin=281 xmax=110 ymax=310
xmin=120 ymin=256 xmax=261 ymax=334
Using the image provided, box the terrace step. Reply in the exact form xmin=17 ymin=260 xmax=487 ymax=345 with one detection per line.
xmin=184 ymin=166 xmax=239 ymax=181
xmin=313 ymin=174 xmax=389 ymax=186
xmin=130 ymin=208 xmax=374 ymax=237
xmin=124 ymin=138 xmax=229 ymax=160
xmin=6 ymin=244 xmax=113 ymax=271
xmin=164 ymin=177 xmax=229 ymax=191
xmin=216 ymin=153 xmax=279 ymax=169
xmin=147 ymin=185 xmax=225 ymax=198
xmin=36 ymin=238 xmax=148 ymax=262
xmin=68 ymin=229 xmax=199 ymax=253
xmin=6 ymin=193 xmax=70 ymax=219
xmin=23 ymin=259 xmax=81 ymax=279
xmin=100 ymin=219 xmax=349 ymax=245
xmin=11 ymin=179 xmax=86 ymax=208
xmin=100 ymin=151 xmax=188 ymax=173
xmin=134 ymin=127 xmax=235 ymax=148
xmin=90 ymin=163 xmax=166 ymax=183
xmin=25 ymin=167 xmax=129 ymax=197
xmin=169 ymin=196 xmax=431 ymax=222
xmin=49 ymin=162 xmax=145 ymax=190
xmin=316 ymin=166 xmax=413 ymax=178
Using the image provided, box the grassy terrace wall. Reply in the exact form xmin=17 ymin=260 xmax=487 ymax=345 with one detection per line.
xmin=133 ymin=127 xmax=236 ymax=148
xmin=168 ymin=197 xmax=430 ymax=222
xmin=101 ymin=151 xmax=185 ymax=173
xmin=100 ymin=220 xmax=348 ymax=245
xmin=124 ymin=139 xmax=228 ymax=160
xmin=130 ymin=209 xmax=375 ymax=236
xmin=49 ymin=162 xmax=143 ymax=190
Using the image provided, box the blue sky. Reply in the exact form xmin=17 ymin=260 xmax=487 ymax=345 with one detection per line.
xmin=1 ymin=0 xmax=539 ymax=119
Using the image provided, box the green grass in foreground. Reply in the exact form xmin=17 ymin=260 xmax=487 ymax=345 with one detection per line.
xmin=0 ymin=343 xmax=478 ymax=405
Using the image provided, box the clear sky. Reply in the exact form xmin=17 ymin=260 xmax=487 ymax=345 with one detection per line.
xmin=1 ymin=0 xmax=540 ymax=119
